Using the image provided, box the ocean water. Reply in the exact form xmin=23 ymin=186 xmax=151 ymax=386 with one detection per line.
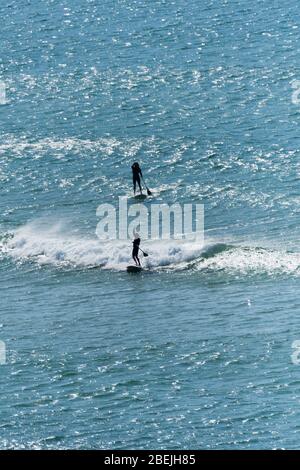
xmin=1 ymin=0 xmax=300 ymax=449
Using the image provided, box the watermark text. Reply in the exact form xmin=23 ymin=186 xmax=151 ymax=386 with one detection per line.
xmin=96 ymin=197 xmax=204 ymax=244
xmin=0 ymin=341 xmax=6 ymax=365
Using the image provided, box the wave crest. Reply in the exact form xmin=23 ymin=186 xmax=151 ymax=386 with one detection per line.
xmin=1 ymin=223 xmax=300 ymax=277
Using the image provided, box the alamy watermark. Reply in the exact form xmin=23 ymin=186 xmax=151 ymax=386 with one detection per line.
xmin=291 ymin=340 xmax=300 ymax=365
xmin=0 ymin=340 xmax=6 ymax=365
xmin=95 ymin=197 xmax=204 ymax=244
xmin=291 ymin=80 xmax=300 ymax=105
xmin=0 ymin=81 xmax=7 ymax=105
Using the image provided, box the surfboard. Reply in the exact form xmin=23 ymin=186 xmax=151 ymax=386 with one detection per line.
xmin=134 ymin=194 xmax=147 ymax=201
xmin=127 ymin=266 xmax=143 ymax=273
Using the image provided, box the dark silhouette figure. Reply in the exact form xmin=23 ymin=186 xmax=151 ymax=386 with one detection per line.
xmin=132 ymin=234 xmax=141 ymax=266
xmin=131 ymin=162 xmax=143 ymax=195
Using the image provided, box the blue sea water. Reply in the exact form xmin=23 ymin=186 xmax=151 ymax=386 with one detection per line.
xmin=1 ymin=0 xmax=300 ymax=449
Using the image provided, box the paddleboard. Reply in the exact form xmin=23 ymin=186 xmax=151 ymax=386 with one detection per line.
xmin=134 ymin=194 xmax=147 ymax=201
xmin=127 ymin=266 xmax=143 ymax=273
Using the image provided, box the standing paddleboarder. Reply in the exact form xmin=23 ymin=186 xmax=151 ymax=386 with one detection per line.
xmin=131 ymin=162 xmax=143 ymax=195
xmin=132 ymin=231 xmax=141 ymax=267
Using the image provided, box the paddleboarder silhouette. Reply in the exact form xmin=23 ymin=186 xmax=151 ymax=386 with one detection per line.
xmin=132 ymin=230 xmax=141 ymax=266
xmin=131 ymin=162 xmax=143 ymax=195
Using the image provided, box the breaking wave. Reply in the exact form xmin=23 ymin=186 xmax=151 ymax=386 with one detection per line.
xmin=1 ymin=222 xmax=300 ymax=277
xmin=0 ymin=222 xmax=202 ymax=271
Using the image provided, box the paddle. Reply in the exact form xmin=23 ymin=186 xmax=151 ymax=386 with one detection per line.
xmin=139 ymin=248 xmax=149 ymax=257
xmin=141 ymin=176 xmax=152 ymax=196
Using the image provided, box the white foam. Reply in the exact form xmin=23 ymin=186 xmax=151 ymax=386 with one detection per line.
xmin=3 ymin=222 xmax=203 ymax=271
xmin=3 ymin=222 xmax=300 ymax=276
xmin=198 ymin=245 xmax=300 ymax=276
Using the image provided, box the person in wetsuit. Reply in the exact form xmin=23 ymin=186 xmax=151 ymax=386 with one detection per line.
xmin=132 ymin=232 xmax=141 ymax=266
xmin=131 ymin=162 xmax=143 ymax=195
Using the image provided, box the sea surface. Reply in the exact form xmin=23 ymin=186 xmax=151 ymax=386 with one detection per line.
xmin=1 ymin=0 xmax=300 ymax=449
